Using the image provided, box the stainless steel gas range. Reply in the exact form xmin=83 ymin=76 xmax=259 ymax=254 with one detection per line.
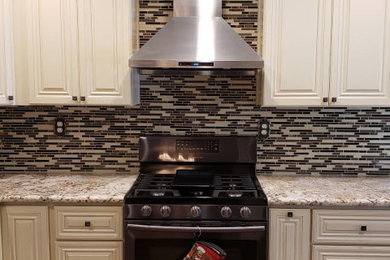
xmin=124 ymin=136 xmax=268 ymax=260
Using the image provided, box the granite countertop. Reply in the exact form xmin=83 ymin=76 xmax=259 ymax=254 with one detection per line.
xmin=0 ymin=173 xmax=137 ymax=204
xmin=1 ymin=173 xmax=390 ymax=207
xmin=258 ymin=175 xmax=390 ymax=208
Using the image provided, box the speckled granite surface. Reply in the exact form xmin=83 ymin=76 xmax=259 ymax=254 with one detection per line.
xmin=0 ymin=173 xmax=137 ymax=204
xmin=258 ymin=175 xmax=390 ymax=208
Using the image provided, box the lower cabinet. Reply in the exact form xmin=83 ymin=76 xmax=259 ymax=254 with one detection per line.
xmin=1 ymin=206 xmax=50 ymax=260
xmin=51 ymin=206 xmax=123 ymax=260
xmin=269 ymin=209 xmax=311 ymax=260
xmin=313 ymin=245 xmax=390 ymax=260
xmin=55 ymin=241 xmax=122 ymax=260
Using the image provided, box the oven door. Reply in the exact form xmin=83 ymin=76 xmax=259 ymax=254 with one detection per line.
xmin=125 ymin=221 xmax=267 ymax=260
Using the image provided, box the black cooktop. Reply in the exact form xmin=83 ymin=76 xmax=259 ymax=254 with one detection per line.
xmin=125 ymin=172 xmax=267 ymax=205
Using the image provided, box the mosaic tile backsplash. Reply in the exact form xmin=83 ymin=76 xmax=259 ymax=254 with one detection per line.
xmin=1 ymin=0 xmax=390 ymax=175
xmin=1 ymin=73 xmax=390 ymax=176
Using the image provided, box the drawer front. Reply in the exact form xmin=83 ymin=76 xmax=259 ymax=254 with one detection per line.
xmin=54 ymin=206 xmax=122 ymax=240
xmin=313 ymin=245 xmax=390 ymax=260
xmin=55 ymin=241 xmax=122 ymax=260
xmin=313 ymin=210 xmax=390 ymax=245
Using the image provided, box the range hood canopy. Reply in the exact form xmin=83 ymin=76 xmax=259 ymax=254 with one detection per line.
xmin=129 ymin=0 xmax=264 ymax=69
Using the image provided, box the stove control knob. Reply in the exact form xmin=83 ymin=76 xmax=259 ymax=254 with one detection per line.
xmin=190 ymin=206 xmax=202 ymax=218
xmin=140 ymin=205 xmax=152 ymax=217
xmin=240 ymin=206 xmax=252 ymax=219
xmin=160 ymin=205 xmax=171 ymax=218
xmin=221 ymin=206 xmax=232 ymax=219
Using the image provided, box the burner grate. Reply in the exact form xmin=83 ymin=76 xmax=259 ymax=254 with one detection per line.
xmin=214 ymin=175 xmax=256 ymax=190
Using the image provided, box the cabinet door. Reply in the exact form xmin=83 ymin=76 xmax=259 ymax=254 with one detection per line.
xmin=0 ymin=0 xmax=14 ymax=105
xmin=1 ymin=206 xmax=50 ymax=260
xmin=269 ymin=209 xmax=311 ymax=260
xmin=263 ymin=0 xmax=332 ymax=106
xmin=313 ymin=245 xmax=390 ymax=260
xmin=330 ymin=0 xmax=390 ymax=106
xmin=16 ymin=0 xmax=79 ymax=104
xmin=77 ymin=0 xmax=132 ymax=105
xmin=55 ymin=241 xmax=122 ymax=260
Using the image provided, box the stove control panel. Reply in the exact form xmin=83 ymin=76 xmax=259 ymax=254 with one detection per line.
xmin=176 ymin=139 xmax=219 ymax=153
xmin=127 ymin=204 xmax=267 ymax=221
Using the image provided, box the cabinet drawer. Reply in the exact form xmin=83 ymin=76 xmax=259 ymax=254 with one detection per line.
xmin=313 ymin=245 xmax=390 ymax=260
xmin=53 ymin=206 xmax=122 ymax=240
xmin=313 ymin=210 xmax=390 ymax=245
xmin=55 ymin=241 xmax=122 ymax=260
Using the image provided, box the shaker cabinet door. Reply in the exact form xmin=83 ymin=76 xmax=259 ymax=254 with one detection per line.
xmin=330 ymin=0 xmax=390 ymax=106
xmin=1 ymin=206 xmax=50 ymax=260
xmin=269 ymin=209 xmax=311 ymax=260
xmin=0 ymin=0 xmax=14 ymax=105
xmin=263 ymin=0 xmax=332 ymax=106
xmin=14 ymin=0 xmax=80 ymax=105
xmin=77 ymin=0 xmax=132 ymax=105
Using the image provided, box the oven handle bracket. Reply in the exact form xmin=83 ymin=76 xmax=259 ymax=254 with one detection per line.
xmin=127 ymin=224 xmax=266 ymax=233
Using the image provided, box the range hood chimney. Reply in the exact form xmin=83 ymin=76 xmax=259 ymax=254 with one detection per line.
xmin=129 ymin=0 xmax=263 ymax=105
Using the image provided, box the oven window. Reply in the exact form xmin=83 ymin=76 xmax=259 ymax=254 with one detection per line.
xmin=135 ymin=239 xmax=259 ymax=260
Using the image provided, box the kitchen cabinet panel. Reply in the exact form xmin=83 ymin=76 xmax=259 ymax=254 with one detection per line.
xmin=330 ymin=0 xmax=390 ymax=106
xmin=20 ymin=0 xmax=80 ymax=104
xmin=269 ymin=209 xmax=311 ymax=260
xmin=263 ymin=0 xmax=332 ymax=106
xmin=55 ymin=241 xmax=122 ymax=260
xmin=0 ymin=0 xmax=15 ymax=105
xmin=313 ymin=245 xmax=390 ymax=260
xmin=313 ymin=209 xmax=390 ymax=245
xmin=53 ymin=206 xmax=122 ymax=241
xmin=77 ymin=0 xmax=132 ymax=105
xmin=1 ymin=206 xmax=50 ymax=260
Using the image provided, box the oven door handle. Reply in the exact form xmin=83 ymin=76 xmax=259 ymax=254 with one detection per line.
xmin=127 ymin=224 xmax=266 ymax=233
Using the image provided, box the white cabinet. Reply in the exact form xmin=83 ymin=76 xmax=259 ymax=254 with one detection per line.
xmin=0 ymin=0 xmax=15 ymax=105
xmin=77 ymin=0 xmax=132 ymax=105
xmin=313 ymin=210 xmax=390 ymax=245
xmin=51 ymin=206 xmax=123 ymax=260
xmin=1 ymin=206 xmax=50 ymax=260
xmin=313 ymin=245 xmax=390 ymax=260
xmin=12 ymin=0 xmax=134 ymax=105
xmin=263 ymin=0 xmax=390 ymax=107
xmin=263 ymin=0 xmax=332 ymax=106
xmin=330 ymin=0 xmax=390 ymax=106
xmin=24 ymin=0 xmax=79 ymax=105
xmin=269 ymin=209 xmax=311 ymax=260
xmin=55 ymin=241 xmax=122 ymax=260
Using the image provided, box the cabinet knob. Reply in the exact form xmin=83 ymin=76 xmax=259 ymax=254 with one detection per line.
xmin=8 ymin=96 xmax=14 ymax=101
xmin=323 ymin=97 xmax=328 ymax=103
xmin=85 ymin=221 xmax=91 ymax=227
xmin=332 ymin=97 xmax=337 ymax=103
xmin=287 ymin=212 xmax=293 ymax=218
xmin=72 ymin=96 xmax=78 ymax=101
xmin=80 ymin=96 xmax=86 ymax=102
xmin=361 ymin=225 xmax=367 ymax=231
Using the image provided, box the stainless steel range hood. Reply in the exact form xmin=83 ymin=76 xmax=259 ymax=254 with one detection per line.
xmin=129 ymin=0 xmax=264 ymax=69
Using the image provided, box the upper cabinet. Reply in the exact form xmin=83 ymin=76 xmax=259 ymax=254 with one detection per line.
xmin=0 ymin=0 xmax=15 ymax=105
xmin=12 ymin=0 xmax=135 ymax=106
xmin=330 ymin=0 xmax=390 ymax=106
xmin=263 ymin=0 xmax=332 ymax=106
xmin=77 ymin=0 xmax=132 ymax=105
xmin=263 ymin=0 xmax=390 ymax=107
